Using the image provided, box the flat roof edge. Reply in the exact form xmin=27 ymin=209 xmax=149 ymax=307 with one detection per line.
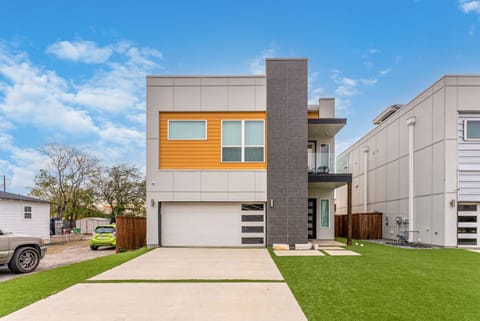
xmin=147 ymin=75 xmax=266 ymax=78
xmin=265 ymin=58 xmax=308 ymax=61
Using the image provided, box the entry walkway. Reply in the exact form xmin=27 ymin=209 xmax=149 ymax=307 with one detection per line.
xmin=91 ymin=247 xmax=284 ymax=280
xmin=1 ymin=248 xmax=307 ymax=321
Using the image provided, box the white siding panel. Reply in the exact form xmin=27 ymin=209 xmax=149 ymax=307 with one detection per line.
xmin=458 ymin=114 xmax=480 ymax=202
xmin=0 ymin=200 xmax=50 ymax=241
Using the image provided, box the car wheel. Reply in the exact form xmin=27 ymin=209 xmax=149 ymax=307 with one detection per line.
xmin=8 ymin=246 xmax=40 ymax=274
xmin=90 ymin=245 xmax=98 ymax=250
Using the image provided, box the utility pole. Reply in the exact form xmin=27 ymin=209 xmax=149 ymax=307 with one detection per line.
xmin=0 ymin=175 xmax=5 ymax=192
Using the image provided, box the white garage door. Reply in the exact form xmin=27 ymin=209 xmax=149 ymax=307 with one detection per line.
xmin=161 ymin=202 xmax=265 ymax=247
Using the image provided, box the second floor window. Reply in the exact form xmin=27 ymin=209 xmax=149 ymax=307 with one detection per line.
xmin=222 ymin=120 xmax=264 ymax=162
xmin=168 ymin=120 xmax=207 ymax=140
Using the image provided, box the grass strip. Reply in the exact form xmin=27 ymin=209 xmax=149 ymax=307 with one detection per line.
xmin=0 ymin=247 xmax=148 ymax=317
xmin=84 ymin=279 xmax=285 ymax=283
xmin=270 ymin=240 xmax=480 ymax=321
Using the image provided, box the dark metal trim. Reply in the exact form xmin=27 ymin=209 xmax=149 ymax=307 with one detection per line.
xmin=308 ymin=173 xmax=352 ymax=183
xmin=308 ymin=118 xmax=347 ymax=125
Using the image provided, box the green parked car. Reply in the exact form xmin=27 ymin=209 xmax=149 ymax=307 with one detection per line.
xmin=90 ymin=225 xmax=116 ymax=250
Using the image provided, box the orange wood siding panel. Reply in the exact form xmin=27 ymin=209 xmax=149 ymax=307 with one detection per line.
xmin=159 ymin=112 xmax=267 ymax=169
xmin=308 ymin=111 xmax=319 ymax=119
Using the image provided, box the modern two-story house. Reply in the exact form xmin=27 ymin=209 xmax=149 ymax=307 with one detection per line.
xmin=336 ymin=75 xmax=480 ymax=248
xmin=146 ymin=58 xmax=352 ymax=247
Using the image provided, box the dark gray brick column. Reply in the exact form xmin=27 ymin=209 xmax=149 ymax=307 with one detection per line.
xmin=266 ymin=59 xmax=308 ymax=246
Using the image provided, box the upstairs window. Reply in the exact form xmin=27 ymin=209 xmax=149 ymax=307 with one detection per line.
xmin=168 ymin=120 xmax=207 ymax=140
xmin=464 ymin=120 xmax=480 ymax=140
xmin=24 ymin=206 xmax=32 ymax=219
xmin=222 ymin=120 xmax=264 ymax=162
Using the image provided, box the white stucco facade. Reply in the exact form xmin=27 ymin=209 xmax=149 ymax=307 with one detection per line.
xmin=336 ymin=75 xmax=480 ymax=247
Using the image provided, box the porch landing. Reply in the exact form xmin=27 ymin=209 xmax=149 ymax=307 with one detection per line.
xmin=308 ymin=240 xmax=345 ymax=247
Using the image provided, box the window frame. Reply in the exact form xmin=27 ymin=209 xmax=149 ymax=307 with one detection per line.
xmin=463 ymin=119 xmax=480 ymax=141
xmin=319 ymin=143 xmax=330 ymax=170
xmin=24 ymin=206 xmax=32 ymax=219
xmin=167 ymin=120 xmax=208 ymax=140
xmin=319 ymin=199 xmax=330 ymax=229
xmin=221 ymin=119 xmax=265 ymax=163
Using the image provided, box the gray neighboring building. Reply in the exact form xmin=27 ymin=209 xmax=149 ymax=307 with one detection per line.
xmin=336 ymin=75 xmax=480 ymax=248
xmin=146 ymin=58 xmax=351 ymax=247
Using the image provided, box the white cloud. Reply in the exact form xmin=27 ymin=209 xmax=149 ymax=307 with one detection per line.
xmin=71 ymin=44 xmax=162 ymax=112
xmin=360 ymin=78 xmax=377 ymax=86
xmin=0 ymin=39 xmax=162 ymax=193
xmin=0 ymin=135 xmax=49 ymax=194
xmin=336 ymin=85 xmax=358 ymax=97
xmin=247 ymin=46 xmax=276 ymax=74
xmin=98 ymin=122 xmax=145 ymax=146
xmin=331 ymin=72 xmax=378 ymax=101
xmin=332 ymin=75 xmax=358 ymax=97
xmin=0 ymin=45 xmax=98 ymax=134
xmin=334 ymin=97 xmax=351 ymax=117
xmin=460 ymin=1 xmax=480 ymax=14
xmin=127 ymin=112 xmax=146 ymax=125
xmin=379 ymin=68 xmax=392 ymax=75
xmin=46 ymin=40 xmax=113 ymax=64
xmin=339 ymin=77 xmax=358 ymax=87
xmin=308 ymin=87 xmax=325 ymax=104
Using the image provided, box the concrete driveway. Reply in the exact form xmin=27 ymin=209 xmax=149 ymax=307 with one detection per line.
xmin=1 ymin=248 xmax=307 ymax=321
xmin=0 ymin=240 xmax=114 ymax=283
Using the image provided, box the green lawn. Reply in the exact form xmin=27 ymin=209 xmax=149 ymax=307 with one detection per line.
xmin=271 ymin=241 xmax=480 ymax=321
xmin=0 ymin=248 xmax=148 ymax=317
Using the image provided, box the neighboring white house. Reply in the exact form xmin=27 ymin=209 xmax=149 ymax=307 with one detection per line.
xmin=76 ymin=217 xmax=109 ymax=234
xmin=336 ymin=75 xmax=480 ymax=248
xmin=0 ymin=191 xmax=50 ymax=241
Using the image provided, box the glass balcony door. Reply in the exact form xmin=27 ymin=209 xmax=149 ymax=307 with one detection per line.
xmin=308 ymin=141 xmax=316 ymax=173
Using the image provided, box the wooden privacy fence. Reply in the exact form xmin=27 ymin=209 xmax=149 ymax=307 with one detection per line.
xmin=115 ymin=216 xmax=146 ymax=253
xmin=335 ymin=213 xmax=382 ymax=239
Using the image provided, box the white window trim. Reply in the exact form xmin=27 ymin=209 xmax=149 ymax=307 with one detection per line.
xmin=464 ymin=119 xmax=480 ymax=141
xmin=319 ymin=199 xmax=330 ymax=229
xmin=167 ymin=120 xmax=208 ymax=140
xmin=221 ymin=119 xmax=265 ymax=163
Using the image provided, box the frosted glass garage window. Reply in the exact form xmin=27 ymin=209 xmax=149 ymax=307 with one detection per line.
xmin=465 ymin=120 xmax=480 ymax=140
xmin=168 ymin=120 xmax=206 ymax=140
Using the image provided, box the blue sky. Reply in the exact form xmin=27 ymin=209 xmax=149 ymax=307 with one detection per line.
xmin=1 ymin=0 xmax=480 ymax=194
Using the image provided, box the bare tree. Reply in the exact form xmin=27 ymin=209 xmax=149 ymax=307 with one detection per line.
xmin=30 ymin=143 xmax=99 ymax=226
xmin=95 ymin=163 xmax=146 ymax=221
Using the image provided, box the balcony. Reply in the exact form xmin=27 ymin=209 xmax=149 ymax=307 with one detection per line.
xmin=308 ymin=153 xmax=352 ymax=188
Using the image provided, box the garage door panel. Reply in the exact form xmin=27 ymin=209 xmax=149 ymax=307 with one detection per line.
xmin=162 ymin=203 xmax=264 ymax=247
xmin=163 ymin=211 xmax=241 ymax=246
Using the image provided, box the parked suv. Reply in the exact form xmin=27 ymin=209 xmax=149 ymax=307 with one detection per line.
xmin=0 ymin=229 xmax=47 ymax=273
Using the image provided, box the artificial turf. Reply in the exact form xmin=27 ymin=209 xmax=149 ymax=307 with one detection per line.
xmin=271 ymin=241 xmax=480 ymax=321
xmin=0 ymin=247 xmax=148 ymax=317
